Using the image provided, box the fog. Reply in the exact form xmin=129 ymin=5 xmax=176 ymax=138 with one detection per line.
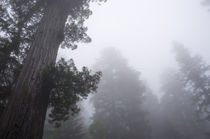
xmin=47 ymin=1 xmax=210 ymax=138
xmin=1 ymin=0 xmax=210 ymax=138
xmin=58 ymin=0 xmax=210 ymax=96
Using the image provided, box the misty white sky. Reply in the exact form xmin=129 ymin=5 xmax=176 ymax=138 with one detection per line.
xmin=58 ymin=0 xmax=210 ymax=95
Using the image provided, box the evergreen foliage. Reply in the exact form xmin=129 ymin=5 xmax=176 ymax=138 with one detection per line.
xmin=174 ymin=43 xmax=210 ymax=121
xmin=89 ymin=48 xmax=151 ymax=139
xmin=43 ymin=58 xmax=101 ymax=127
xmin=0 ymin=0 xmax=103 ymax=129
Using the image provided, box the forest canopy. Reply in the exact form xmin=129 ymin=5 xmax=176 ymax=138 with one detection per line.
xmin=1 ymin=0 xmax=210 ymax=139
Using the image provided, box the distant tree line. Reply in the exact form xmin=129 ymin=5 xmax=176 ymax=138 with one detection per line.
xmin=145 ymin=43 xmax=210 ymax=139
xmin=43 ymin=45 xmax=210 ymax=139
xmin=1 ymin=0 xmax=210 ymax=139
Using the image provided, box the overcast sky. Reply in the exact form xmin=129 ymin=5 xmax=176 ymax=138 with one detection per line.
xmin=58 ymin=0 xmax=210 ymax=95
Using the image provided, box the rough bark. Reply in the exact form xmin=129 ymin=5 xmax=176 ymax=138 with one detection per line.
xmin=0 ymin=1 xmax=70 ymax=138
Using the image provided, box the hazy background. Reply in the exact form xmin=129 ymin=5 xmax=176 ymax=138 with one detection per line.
xmin=58 ymin=0 xmax=210 ymax=95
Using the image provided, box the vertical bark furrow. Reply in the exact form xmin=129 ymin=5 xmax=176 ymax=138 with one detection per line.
xmin=0 ymin=0 xmax=70 ymax=138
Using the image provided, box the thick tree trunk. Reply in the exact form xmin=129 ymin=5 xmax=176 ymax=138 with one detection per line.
xmin=0 ymin=1 xmax=70 ymax=138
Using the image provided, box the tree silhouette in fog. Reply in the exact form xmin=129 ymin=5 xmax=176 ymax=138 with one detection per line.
xmin=159 ymin=69 xmax=205 ymax=139
xmin=202 ymin=0 xmax=210 ymax=6
xmin=145 ymin=43 xmax=210 ymax=139
xmin=174 ymin=43 xmax=210 ymax=121
xmin=89 ymin=48 xmax=151 ymax=139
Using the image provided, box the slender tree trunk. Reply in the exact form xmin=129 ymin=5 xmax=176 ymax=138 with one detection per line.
xmin=0 ymin=1 xmax=70 ymax=138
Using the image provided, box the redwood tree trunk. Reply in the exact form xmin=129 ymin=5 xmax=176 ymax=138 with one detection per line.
xmin=0 ymin=1 xmax=70 ymax=138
